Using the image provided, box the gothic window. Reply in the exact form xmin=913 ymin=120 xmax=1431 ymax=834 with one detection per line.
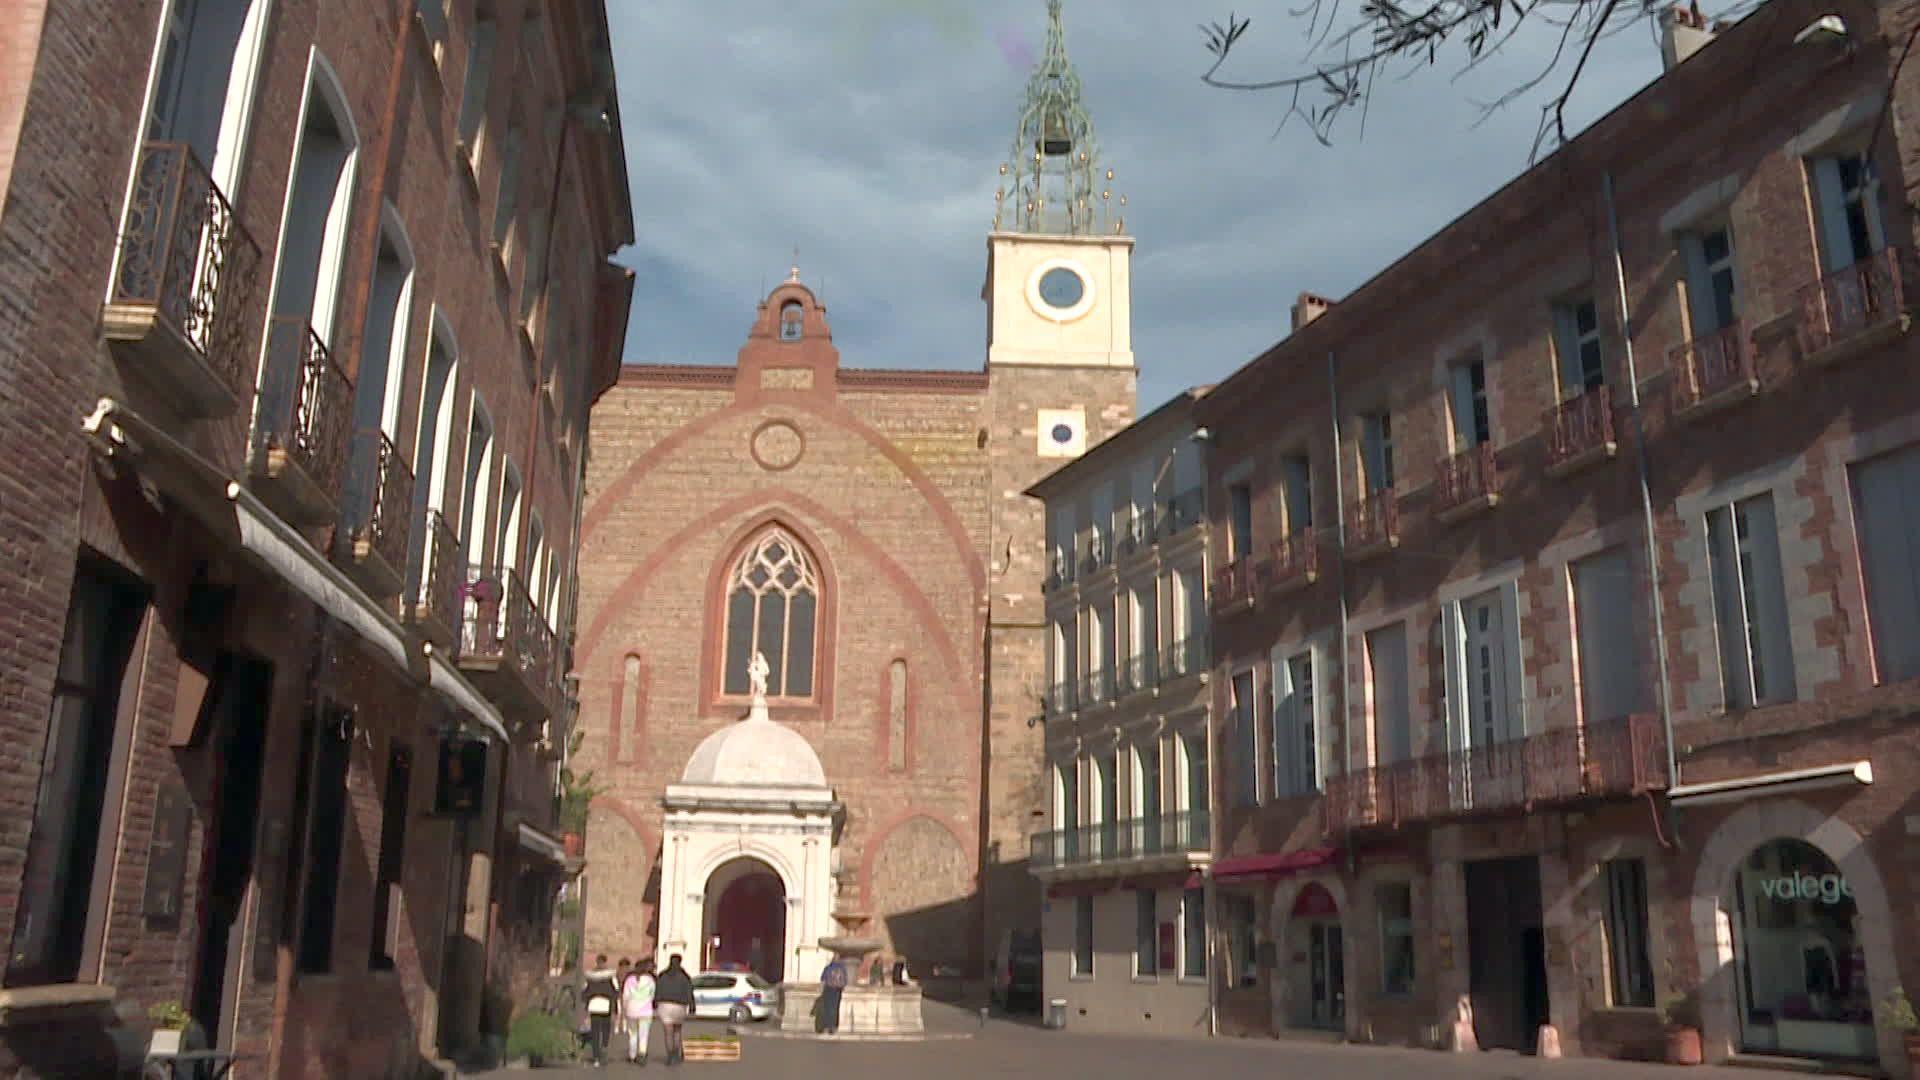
xmin=779 ymin=301 xmax=803 ymax=342
xmin=722 ymin=528 xmax=819 ymax=698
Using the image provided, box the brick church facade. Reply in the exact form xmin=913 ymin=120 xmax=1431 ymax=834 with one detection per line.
xmin=572 ymin=1 xmax=1136 ymax=979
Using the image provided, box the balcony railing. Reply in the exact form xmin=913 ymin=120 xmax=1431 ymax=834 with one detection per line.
xmin=103 ymin=141 xmax=262 ymax=418
xmin=1434 ymin=442 xmax=1501 ymax=521
xmin=1269 ymin=528 xmax=1320 ymax=593
xmin=1160 ymin=631 xmax=1209 ymax=680
xmin=1671 ymin=321 xmax=1756 ymax=414
xmin=1118 ymin=652 xmax=1157 ymax=696
xmin=1082 ymin=535 xmax=1111 ymax=574
xmin=1045 ymin=680 xmax=1077 ymax=716
xmin=1212 ymin=557 xmax=1256 ymax=611
xmin=1546 ymin=385 xmax=1617 ymax=475
xmin=1344 ymin=489 xmax=1399 ymax=556
xmin=1079 ymin=668 xmax=1114 ymax=708
xmin=460 ymin=565 xmax=557 ymax=722
xmin=407 ymin=508 xmax=464 ymax=651
xmin=339 ymin=431 xmax=414 ymax=599
xmin=1030 ymin=810 xmax=1212 ymax=871
xmin=1161 ymin=488 xmax=1204 ymax=537
xmin=1045 ymin=550 xmax=1074 ymax=591
xmin=1323 ymin=713 xmax=1667 ymax=834
xmin=251 ymin=318 xmax=353 ymax=526
xmin=1797 ymin=247 xmax=1914 ymax=361
xmin=1120 ymin=510 xmax=1156 ymax=555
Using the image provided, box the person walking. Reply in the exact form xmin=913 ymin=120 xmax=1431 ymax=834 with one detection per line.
xmin=816 ymin=956 xmax=848 ymax=1035
xmin=622 ymin=959 xmax=657 ymax=1065
xmin=583 ymin=955 xmax=620 ymax=1067
xmin=653 ymin=953 xmax=696 ymax=1066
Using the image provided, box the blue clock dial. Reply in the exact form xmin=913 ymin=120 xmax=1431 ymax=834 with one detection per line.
xmin=1038 ymin=266 xmax=1085 ymax=310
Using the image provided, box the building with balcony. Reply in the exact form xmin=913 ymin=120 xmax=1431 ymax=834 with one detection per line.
xmin=1026 ymin=389 xmax=1214 ymax=1035
xmin=1194 ymin=2 xmax=1920 ymax=1072
xmin=0 ymin=1 xmax=632 ymax=1076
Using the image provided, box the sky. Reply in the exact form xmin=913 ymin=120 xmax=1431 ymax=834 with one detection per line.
xmin=603 ymin=1 xmax=1680 ymax=411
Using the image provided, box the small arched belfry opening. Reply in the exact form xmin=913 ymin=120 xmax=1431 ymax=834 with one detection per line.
xmin=778 ymin=300 xmax=804 ymax=341
xmin=720 ymin=525 xmax=823 ymax=700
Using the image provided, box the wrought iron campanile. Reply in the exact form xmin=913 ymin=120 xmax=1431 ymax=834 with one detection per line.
xmin=995 ymin=0 xmax=1124 ymax=236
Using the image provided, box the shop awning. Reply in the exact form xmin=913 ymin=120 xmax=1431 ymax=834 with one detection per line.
xmin=1668 ymin=760 xmax=1873 ymax=807
xmin=1212 ymin=847 xmax=1342 ymax=883
xmin=427 ymin=651 xmax=511 ymax=744
xmin=517 ymin=822 xmax=571 ymax=867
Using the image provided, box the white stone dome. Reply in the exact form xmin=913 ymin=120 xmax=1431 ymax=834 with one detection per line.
xmin=680 ymin=709 xmax=827 ymax=788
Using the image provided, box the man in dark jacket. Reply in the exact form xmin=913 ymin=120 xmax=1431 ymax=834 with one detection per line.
xmin=583 ymin=955 xmax=620 ymax=1066
xmin=816 ymin=957 xmax=849 ymax=1035
xmin=652 ymin=953 xmax=696 ymax=1066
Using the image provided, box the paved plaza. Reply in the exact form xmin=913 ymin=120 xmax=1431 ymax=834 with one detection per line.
xmin=486 ymin=1003 xmax=1771 ymax=1080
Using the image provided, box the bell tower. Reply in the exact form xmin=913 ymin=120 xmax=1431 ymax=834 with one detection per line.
xmin=978 ymin=0 xmax=1137 ymax=979
xmin=983 ymin=0 xmax=1134 ymax=372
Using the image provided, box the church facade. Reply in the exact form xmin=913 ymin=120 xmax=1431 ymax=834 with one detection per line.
xmin=572 ymin=1 xmax=1139 ymax=980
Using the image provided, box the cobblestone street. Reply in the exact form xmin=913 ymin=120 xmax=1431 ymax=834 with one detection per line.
xmin=482 ymin=1004 xmax=1772 ymax=1080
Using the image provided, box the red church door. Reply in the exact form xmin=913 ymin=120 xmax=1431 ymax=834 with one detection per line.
xmin=710 ymin=864 xmax=786 ymax=983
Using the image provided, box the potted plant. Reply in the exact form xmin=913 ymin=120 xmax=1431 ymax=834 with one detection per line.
xmin=147 ymin=1001 xmax=191 ymax=1056
xmin=1882 ymin=987 xmax=1920 ymax=1069
xmin=682 ymin=1032 xmax=743 ymax=1063
xmin=557 ymin=729 xmax=601 ymax=856
xmin=1661 ymin=992 xmax=1703 ymax=1066
xmin=506 ymin=1010 xmax=577 ymax=1068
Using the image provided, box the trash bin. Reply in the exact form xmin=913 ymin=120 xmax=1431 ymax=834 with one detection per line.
xmin=1045 ymin=998 xmax=1068 ymax=1030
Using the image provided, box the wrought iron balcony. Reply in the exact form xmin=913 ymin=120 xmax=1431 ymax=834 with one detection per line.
xmin=338 ymin=431 xmax=414 ymax=600
xmin=1344 ymin=489 xmax=1399 ymax=559
xmin=1323 ymin=713 xmax=1667 ymax=834
xmin=1029 ymin=810 xmax=1211 ymax=871
xmin=1160 ymin=632 xmax=1209 ymax=681
xmin=1671 ymin=321 xmax=1756 ymax=417
xmin=1045 ymin=679 xmax=1078 ymax=716
xmin=1161 ymin=488 xmax=1205 ymax=537
xmin=1117 ymin=651 xmax=1157 ymax=697
xmin=1546 ymin=385 xmax=1618 ymax=477
xmin=1082 ymin=535 xmax=1111 ymax=574
xmin=103 ymin=141 xmax=262 ymax=418
xmin=459 ymin=565 xmax=558 ymax=723
xmin=1079 ymin=668 xmax=1114 ymax=708
xmin=1797 ymin=247 xmax=1914 ymax=364
xmin=250 ymin=318 xmax=353 ymax=526
xmin=1434 ymin=442 xmax=1501 ymax=523
xmin=407 ymin=508 xmax=464 ymax=652
xmin=1212 ymin=557 xmax=1257 ymax=613
xmin=1044 ymin=550 xmax=1075 ymax=591
xmin=1269 ymin=527 xmax=1320 ymax=595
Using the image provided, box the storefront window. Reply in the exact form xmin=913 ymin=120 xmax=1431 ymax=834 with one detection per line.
xmin=1378 ymin=882 xmax=1415 ymax=995
xmin=1734 ymin=839 xmax=1873 ymax=1061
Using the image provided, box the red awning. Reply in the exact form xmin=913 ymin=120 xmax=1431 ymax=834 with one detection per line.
xmin=1118 ymin=869 xmax=1205 ymax=892
xmin=1212 ymin=847 xmax=1342 ymax=883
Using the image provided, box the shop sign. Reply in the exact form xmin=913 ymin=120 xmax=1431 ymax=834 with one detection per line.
xmin=1760 ymin=871 xmax=1853 ymax=904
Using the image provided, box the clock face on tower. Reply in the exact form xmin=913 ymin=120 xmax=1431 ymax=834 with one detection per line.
xmin=1037 ymin=266 xmax=1085 ymax=309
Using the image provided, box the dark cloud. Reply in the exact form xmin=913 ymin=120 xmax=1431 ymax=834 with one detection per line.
xmin=607 ymin=1 xmax=1668 ymax=408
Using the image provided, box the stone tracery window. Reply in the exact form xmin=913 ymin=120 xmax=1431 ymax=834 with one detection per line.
xmin=722 ymin=527 xmax=818 ymax=698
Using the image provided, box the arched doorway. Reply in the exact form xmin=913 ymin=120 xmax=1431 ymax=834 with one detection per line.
xmin=1284 ymin=883 xmax=1344 ymax=1030
xmin=1729 ymin=839 xmax=1873 ymax=1062
xmin=703 ymin=857 xmax=786 ymax=983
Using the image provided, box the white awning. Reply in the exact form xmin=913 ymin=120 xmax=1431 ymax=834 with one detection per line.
xmin=229 ymin=485 xmax=413 ymax=676
xmin=517 ymin=822 xmax=570 ymax=866
xmin=1668 ymin=760 xmax=1873 ymax=807
xmin=428 ymin=650 xmax=511 ymax=743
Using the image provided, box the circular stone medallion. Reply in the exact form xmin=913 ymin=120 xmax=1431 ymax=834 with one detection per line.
xmin=751 ymin=419 xmax=804 ymax=471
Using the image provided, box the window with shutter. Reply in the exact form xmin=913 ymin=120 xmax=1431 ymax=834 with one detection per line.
xmin=1852 ymin=444 xmax=1920 ymax=683
xmin=1367 ymin=623 xmax=1411 ymax=764
xmin=1809 ymin=152 xmax=1886 ymax=273
xmin=1572 ymin=548 xmax=1643 ymax=722
xmin=1705 ymin=495 xmax=1797 ymax=708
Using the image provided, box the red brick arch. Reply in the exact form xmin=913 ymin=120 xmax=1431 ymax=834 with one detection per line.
xmin=858 ymin=807 xmax=978 ymax=906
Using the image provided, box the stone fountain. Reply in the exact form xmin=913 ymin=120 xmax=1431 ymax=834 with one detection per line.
xmin=778 ymin=911 xmax=926 ymax=1037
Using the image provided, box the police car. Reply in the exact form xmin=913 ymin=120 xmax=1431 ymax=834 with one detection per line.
xmin=690 ymin=971 xmax=776 ymax=1022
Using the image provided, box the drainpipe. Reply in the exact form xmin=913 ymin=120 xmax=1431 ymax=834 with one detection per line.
xmin=1603 ymin=171 xmax=1680 ymax=798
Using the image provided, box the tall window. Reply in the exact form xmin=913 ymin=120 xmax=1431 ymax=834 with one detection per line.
xmin=1134 ymin=890 xmax=1159 ymax=976
xmin=1367 ymin=623 xmax=1411 ymax=765
xmin=1073 ymin=896 xmax=1095 ymax=976
xmin=1849 ymin=444 xmax=1920 ymax=683
xmin=1444 ymin=585 xmax=1523 ymax=747
xmin=1227 ymin=480 xmax=1253 ymax=559
xmin=1706 ymin=495 xmax=1795 ymax=708
xmin=1181 ymin=887 xmax=1207 ymax=978
xmin=1602 ymin=858 xmax=1654 ymax=1007
xmin=1281 ymin=453 xmax=1313 ymax=534
xmin=1449 ymin=355 xmax=1491 ymax=449
xmin=455 ymin=17 xmax=497 ymax=156
xmin=1360 ymin=412 xmax=1394 ymax=493
xmin=721 ymin=527 xmax=819 ymax=698
xmin=1377 ymin=882 xmax=1415 ymax=994
xmin=1683 ymin=223 xmax=1738 ymax=335
xmin=1810 ymin=151 xmax=1886 ymax=272
xmin=144 ymin=0 xmax=257 ymax=182
xmin=6 ymin=563 xmax=147 ymax=987
xmin=1573 ymin=548 xmax=1645 ymax=722
xmin=1272 ymin=649 xmax=1317 ymax=798
xmin=1553 ymin=296 xmax=1605 ymax=397
xmin=1180 ymin=730 xmax=1208 ymax=817
xmin=1228 ymin=670 xmax=1257 ymax=807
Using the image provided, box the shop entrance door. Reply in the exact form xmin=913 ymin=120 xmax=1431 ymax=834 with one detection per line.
xmin=1308 ymin=922 xmax=1345 ymax=1028
xmin=1465 ymin=857 xmax=1549 ymax=1053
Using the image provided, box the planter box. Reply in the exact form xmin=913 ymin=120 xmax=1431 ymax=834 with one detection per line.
xmin=683 ymin=1040 xmax=741 ymax=1062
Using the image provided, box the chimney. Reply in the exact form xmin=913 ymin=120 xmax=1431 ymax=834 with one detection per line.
xmin=1660 ymin=2 xmax=1716 ymax=70
xmin=1291 ymin=292 xmax=1334 ymax=333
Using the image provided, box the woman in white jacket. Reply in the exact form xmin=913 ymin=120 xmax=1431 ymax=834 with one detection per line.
xmin=622 ymin=959 xmax=657 ymax=1064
